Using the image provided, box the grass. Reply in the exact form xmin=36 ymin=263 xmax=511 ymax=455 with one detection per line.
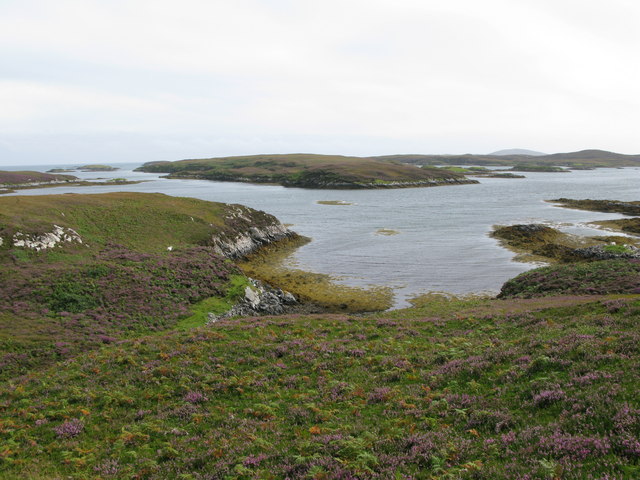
xmin=2 ymin=193 xmax=640 ymax=478
xmin=175 ymin=275 xmax=250 ymax=330
xmin=1 ymin=295 xmax=639 ymax=479
xmin=0 ymin=193 xmax=301 ymax=380
xmin=499 ymin=259 xmax=640 ymax=298
xmin=0 ymin=192 xmax=281 ymax=255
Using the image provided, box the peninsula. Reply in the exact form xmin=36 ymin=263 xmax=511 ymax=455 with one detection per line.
xmin=0 ymin=170 xmax=140 ymax=194
xmin=135 ymin=153 xmax=478 ymax=188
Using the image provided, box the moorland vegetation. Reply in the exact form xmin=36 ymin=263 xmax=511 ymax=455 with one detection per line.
xmin=1 ymin=193 xmax=639 ymax=479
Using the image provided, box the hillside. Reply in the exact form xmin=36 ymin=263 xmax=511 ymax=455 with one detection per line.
xmin=135 ymin=154 xmax=478 ymax=189
xmin=1 ymin=193 xmax=639 ymax=479
xmin=0 ymin=193 xmax=395 ymax=380
xmin=374 ymin=149 xmax=640 ymax=168
xmin=2 ymin=292 xmax=639 ymax=479
xmin=0 ymin=193 xmax=300 ymax=378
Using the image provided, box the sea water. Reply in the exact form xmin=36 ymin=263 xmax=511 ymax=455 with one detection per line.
xmin=6 ymin=164 xmax=640 ymax=307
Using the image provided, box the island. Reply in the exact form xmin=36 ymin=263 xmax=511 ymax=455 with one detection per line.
xmin=437 ymin=166 xmax=525 ymax=178
xmin=78 ymin=164 xmax=119 ymax=171
xmin=508 ymin=165 xmax=568 ymax=173
xmin=135 ymin=153 xmax=479 ymax=188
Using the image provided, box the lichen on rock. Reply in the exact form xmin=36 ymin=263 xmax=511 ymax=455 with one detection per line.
xmin=12 ymin=225 xmax=83 ymax=252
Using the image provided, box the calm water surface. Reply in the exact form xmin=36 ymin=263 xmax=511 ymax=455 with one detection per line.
xmin=7 ymin=164 xmax=640 ymax=307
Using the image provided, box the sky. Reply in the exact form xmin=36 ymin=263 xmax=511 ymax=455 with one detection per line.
xmin=1 ymin=0 xmax=639 ymax=165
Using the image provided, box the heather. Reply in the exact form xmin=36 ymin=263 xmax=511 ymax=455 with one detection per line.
xmin=1 ymin=192 xmax=640 ymax=479
xmin=1 ymin=297 xmax=639 ymax=479
xmin=499 ymin=259 xmax=640 ymax=298
xmin=0 ymin=244 xmax=242 ymax=379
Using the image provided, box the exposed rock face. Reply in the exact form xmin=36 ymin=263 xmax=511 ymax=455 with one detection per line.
xmin=571 ymin=245 xmax=640 ymax=260
xmin=209 ymin=205 xmax=296 ymax=259
xmin=12 ymin=225 xmax=83 ymax=252
xmin=207 ymin=279 xmax=299 ymax=324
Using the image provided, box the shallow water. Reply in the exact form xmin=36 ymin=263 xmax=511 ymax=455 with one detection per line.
xmin=6 ymin=163 xmax=640 ymax=307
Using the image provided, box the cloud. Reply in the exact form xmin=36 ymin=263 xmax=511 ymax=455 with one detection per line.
xmin=0 ymin=0 xmax=639 ymax=163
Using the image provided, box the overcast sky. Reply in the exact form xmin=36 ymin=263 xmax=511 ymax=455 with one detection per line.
xmin=1 ymin=0 xmax=639 ymax=165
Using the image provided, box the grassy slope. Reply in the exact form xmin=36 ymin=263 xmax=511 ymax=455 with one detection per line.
xmin=136 ymin=154 xmax=475 ymax=188
xmin=0 ymin=193 xmax=276 ymax=380
xmin=1 ymin=295 xmax=639 ymax=479
xmin=0 ymin=192 xmax=275 ymax=253
xmin=2 ymin=194 xmax=640 ymax=478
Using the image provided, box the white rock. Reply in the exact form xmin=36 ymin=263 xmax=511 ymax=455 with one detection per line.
xmin=244 ymin=286 xmax=261 ymax=308
xmin=11 ymin=225 xmax=83 ymax=251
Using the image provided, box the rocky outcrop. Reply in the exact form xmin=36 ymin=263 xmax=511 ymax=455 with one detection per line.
xmin=12 ymin=225 xmax=83 ymax=252
xmin=491 ymin=224 xmax=561 ymax=249
xmin=207 ymin=279 xmax=299 ymax=324
xmin=570 ymin=245 xmax=640 ymax=260
xmin=492 ymin=223 xmax=640 ymax=263
xmin=209 ymin=205 xmax=297 ymax=259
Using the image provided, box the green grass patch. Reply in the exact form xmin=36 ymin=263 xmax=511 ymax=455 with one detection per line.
xmin=176 ymin=275 xmax=249 ymax=330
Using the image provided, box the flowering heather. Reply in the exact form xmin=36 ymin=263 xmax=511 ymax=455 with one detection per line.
xmin=532 ymin=388 xmax=567 ymax=407
xmin=183 ymin=391 xmax=208 ymax=404
xmin=499 ymin=259 xmax=640 ymax=298
xmin=2 ymin=271 xmax=640 ymax=478
xmin=53 ymin=419 xmax=84 ymax=438
xmin=0 ymin=244 xmax=239 ymax=379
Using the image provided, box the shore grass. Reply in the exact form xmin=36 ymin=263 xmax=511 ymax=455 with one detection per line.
xmin=238 ymin=236 xmax=394 ymax=312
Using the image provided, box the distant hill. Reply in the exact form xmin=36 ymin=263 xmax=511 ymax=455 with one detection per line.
xmin=136 ymin=153 xmax=478 ymax=189
xmin=489 ymin=149 xmax=546 ymax=156
xmin=374 ymin=149 xmax=640 ymax=168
